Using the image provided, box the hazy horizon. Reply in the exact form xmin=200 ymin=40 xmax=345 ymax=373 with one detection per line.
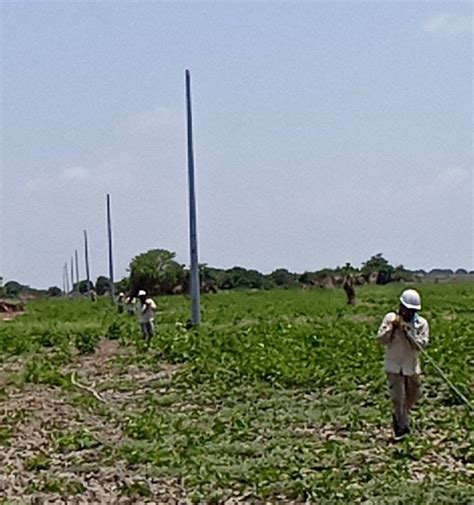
xmin=1 ymin=2 xmax=472 ymax=289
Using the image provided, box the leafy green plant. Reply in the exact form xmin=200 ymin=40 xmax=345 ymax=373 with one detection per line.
xmin=0 ymin=426 xmax=12 ymax=445
xmin=28 ymin=477 xmax=85 ymax=495
xmin=106 ymin=320 xmax=125 ymax=340
xmin=54 ymin=429 xmax=100 ymax=453
xmin=74 ymin=330 xmax=100 ymax=354
xmin=34 ymin=326 xmax=64 ymax=348
xmin=119 ymin=480 xmax=152 ymax=497
xmin=22 ymin=357 xmax=67 ymax=386
xmin=24 ymin=452 xmax=51 ymax=471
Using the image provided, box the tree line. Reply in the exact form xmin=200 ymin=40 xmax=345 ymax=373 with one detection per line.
xmin=1 ymin=251 xmax=472 ymax=299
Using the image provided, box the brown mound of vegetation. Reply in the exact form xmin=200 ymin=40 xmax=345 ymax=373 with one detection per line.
xmin=0 ymin=299 xmax=25 ymax=320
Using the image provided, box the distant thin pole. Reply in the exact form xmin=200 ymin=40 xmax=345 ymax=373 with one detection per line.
xmin=70 ymin=256 xmax=74 ymax=293
xmin=84 ymin=230 xmax=91 ymax=299
xmin=185 ymin=69 xmax=201 ymax=325
xmin=65 ymin=262 xmax=70 ymax=294
xmin=62 ymin=265 xmax=66 ymax=295
xmin=74 ymin=249 xmax=80 ymax=285
xmin=106 ymin=194 xmax=115 ymax=303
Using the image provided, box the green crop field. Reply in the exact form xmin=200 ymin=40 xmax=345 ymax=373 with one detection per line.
xmin=0 ymin=283 xmax=473 ymax=504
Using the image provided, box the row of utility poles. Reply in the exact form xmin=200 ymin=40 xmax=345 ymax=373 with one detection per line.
xmin=62 ymin=228 xmax=92 ymax=299
xmin=60 ymin=70 xmax=201 ymax=325
xmin=62 ymin=198 xmax=112 ymax=302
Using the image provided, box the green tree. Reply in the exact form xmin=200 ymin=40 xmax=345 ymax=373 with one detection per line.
xmin=298 ymin=271 xmax=314 ymax=285
xmin=129 ymin=249 xmax=185 ymax=295
xmin=335 ymin=262 xmax=359 ymax=275
xmin=47 ymin=286 xmax=62 ymax=297
xmin=199 ymin=264 xmax=223 ymax=283
xmin=95 ymin=276 xmax=112 ymax=296
xmin=361 ymin=254 xmax=394 ymax=284
xmin=217 ymin=267 xmax=264 ymax=290
xmin=392 ymin=265 xmax=413 ymax=282
xmin=76 ymin=280 xmax=94 ymax=295
xmin=5 ymin=281 xmax=24 ymax=297
xmin=115 ymin=277 xmax=130 ymax=294
xmin=269 ymin=268 xmax=297 ymax=287
xmin=198 ymin=265 xmax=221 ymax=293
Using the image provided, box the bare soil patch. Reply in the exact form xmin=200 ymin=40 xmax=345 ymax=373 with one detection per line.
xmin=0 ymin=340 xmax=189 ymax=504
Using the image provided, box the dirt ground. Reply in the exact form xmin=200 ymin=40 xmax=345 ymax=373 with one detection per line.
xmin=0 ymin=340 xmax=189 ymax=504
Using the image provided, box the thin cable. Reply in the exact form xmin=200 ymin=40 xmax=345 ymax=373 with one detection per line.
xmin=406 ymin=332 xmax=473 ymax=411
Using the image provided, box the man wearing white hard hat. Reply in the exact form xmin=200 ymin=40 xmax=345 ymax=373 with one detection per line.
xmin=117 ymin=292 xmax=125 ymax=314
xmin=137 ymin=290 xmax=157 ymax=348
xmin=376 ymin=289 xmax=429 ymax=440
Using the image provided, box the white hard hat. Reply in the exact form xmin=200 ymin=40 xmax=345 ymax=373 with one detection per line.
xmin=138 ymin=290 xmax=146 ymax=297
xmin=400 ymin=289 xmax=421 ymax=310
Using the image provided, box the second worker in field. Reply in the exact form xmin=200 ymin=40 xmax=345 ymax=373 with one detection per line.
xmin=137 ymin=290 xmax=157 ymax=348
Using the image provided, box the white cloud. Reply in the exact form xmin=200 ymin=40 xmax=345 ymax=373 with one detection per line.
xmin=27 ymin=166 xmax=90 ymax=192
xmin=431 ymin=167 xmax=471 ymax=191
xmin=60 ymin=166 xmax=89 ymax=181
xmin=423 ymin=13 xmax=473 ymax=36
xmin=25 ymin=161 xmax=133 ymax=196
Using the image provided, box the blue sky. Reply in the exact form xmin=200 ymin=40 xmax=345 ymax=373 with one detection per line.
xmin=1 ymin=1 xmax=472 ymax=288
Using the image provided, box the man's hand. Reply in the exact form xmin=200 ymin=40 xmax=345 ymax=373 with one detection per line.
xmin=403 ymin=329 xmax=421 ymax=350
xmin=397 ymin=321 xmax=421 ymax=350
xmin=391 ymin=315 xmax=402 ymax=328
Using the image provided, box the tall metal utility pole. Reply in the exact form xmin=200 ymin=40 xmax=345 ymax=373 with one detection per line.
xmin=106 ymin=194 xmax=115 ymax=303
xmin=185 ymin=69 xmax=201 ymax=325
xmin=70 ymin=256 xmax=74 ymax=293
xmin=64 ymin=262 xmax=70 ymax=294
xmin=84 ymin=230 xmax=91 ymax=299
xmin=74 ymin=249 xmax=80 ymax=286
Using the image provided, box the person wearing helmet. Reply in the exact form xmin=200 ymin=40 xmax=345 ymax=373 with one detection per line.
xmin=137 ymin=290 xmax=157 ymax=348
xmin=117 ymin=292 xmax=125 ymax=314
xmin=376 ymin=289 xmax=429 ymax=440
